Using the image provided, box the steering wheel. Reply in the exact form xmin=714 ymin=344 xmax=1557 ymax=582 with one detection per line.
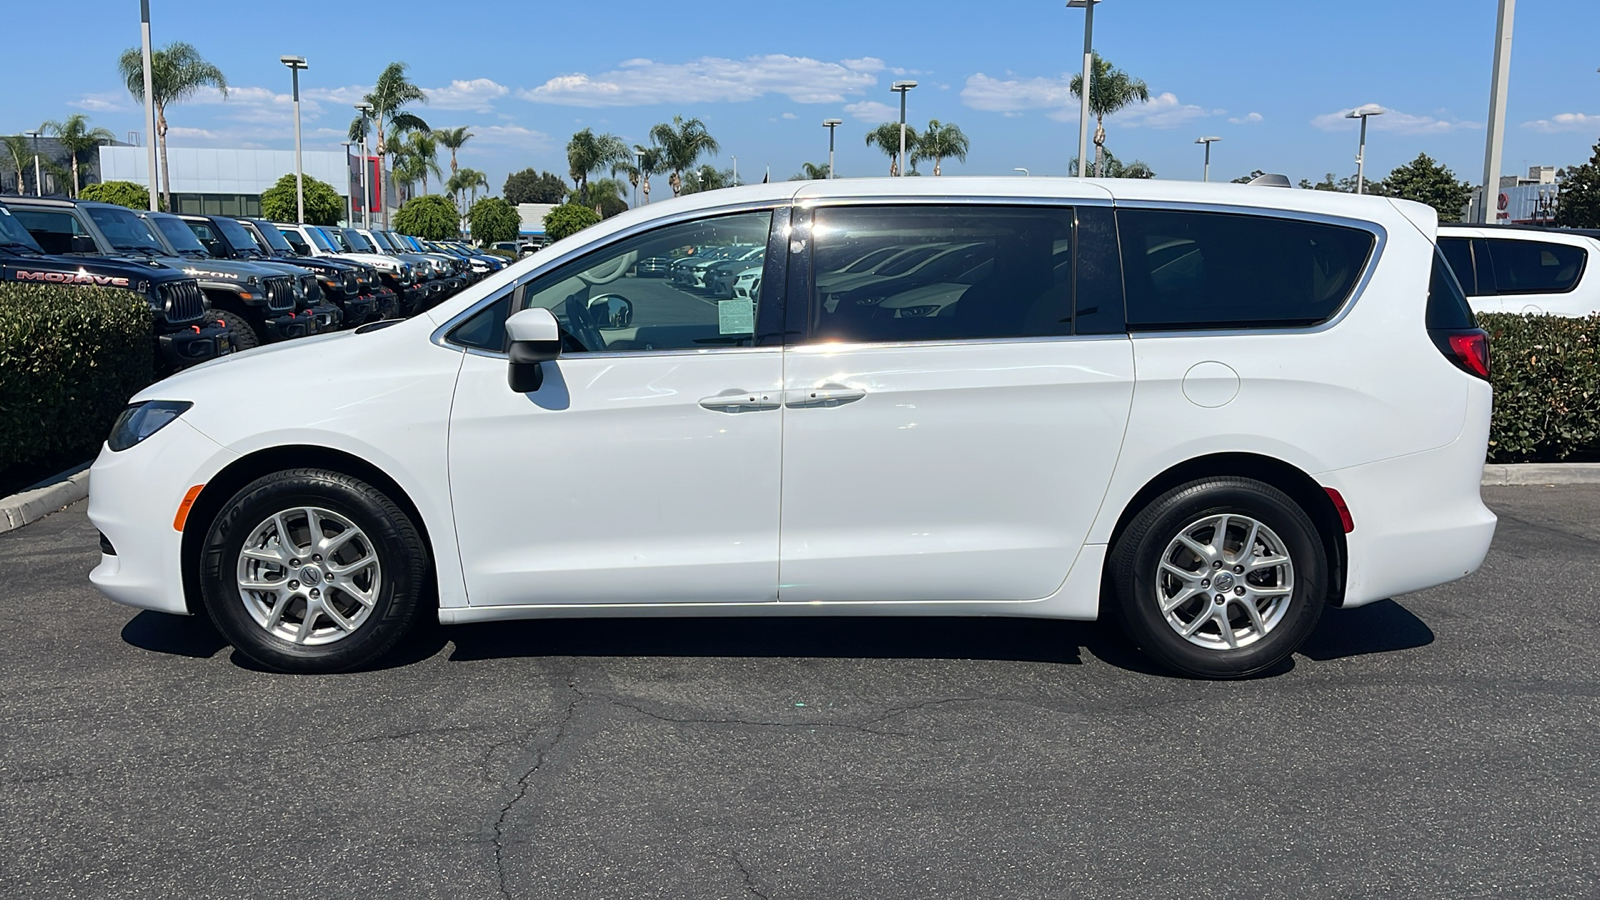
xmin=563 ymin=293 xmax=606 ymax=353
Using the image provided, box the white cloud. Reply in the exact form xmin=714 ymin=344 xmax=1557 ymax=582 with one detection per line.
xmin=519 ymin=55 xmax=886 ymax=106
xmin=962 ymin=74 xmax=1211 ymax=128
xmin=424 ymin=79 xmax=509 ymax=112
xmin=1311 ymin=105 xmax=1478 ymax=134
xmin=304 ymin=84 xmax=371 ymax=107
xmin=1229 ymin=112 xmax=1264 ymax=125
xmin=465 ymin=124 xmax=552 ymax=149
xmin=70 ymin=92 xmax=131 ymax=113
xmin=844 ymin=100 xmax=896 ymax=123
xmin=781 ymin=112 xmax=798 ymax=120
xmin=1522 ymin=112 xmax=1600 ymax=134
xmin=1099 ymin=92 xmax=1219 ymax=129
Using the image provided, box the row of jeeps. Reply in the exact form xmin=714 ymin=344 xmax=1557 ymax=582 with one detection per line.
xmin=1 ymin=194 xmax=505 ymax=361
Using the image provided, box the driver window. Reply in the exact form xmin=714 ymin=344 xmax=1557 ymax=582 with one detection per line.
xmin=513 ymin=210 xmax=773 ymax=353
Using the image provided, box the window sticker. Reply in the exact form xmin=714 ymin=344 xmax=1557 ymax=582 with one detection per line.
xmin=718 ymin=299 xmax=754 ymax=334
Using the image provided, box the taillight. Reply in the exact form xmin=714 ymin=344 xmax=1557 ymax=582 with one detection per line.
xmin=1430 ymin=328 xmax=1489 ymax=381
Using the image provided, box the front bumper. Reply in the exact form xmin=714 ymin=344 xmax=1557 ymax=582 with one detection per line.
xmin=261 ymin=310 xmax=312 ymax=342
xmin=157 ymin=320 xmax=234 ymax=369
xmin=303 ymin=301 xmax=342 ymax=334
xmin=335 ymin=292 xmax=377 ymax=325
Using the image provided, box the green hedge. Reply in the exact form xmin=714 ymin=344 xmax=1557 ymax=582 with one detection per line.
xmin=0 ymin=284 xmax=154 ymax=471
xmin=1479 ymin=313 xmax=1600 ymax=463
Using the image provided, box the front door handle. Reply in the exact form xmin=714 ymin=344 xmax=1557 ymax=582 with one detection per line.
xmin=785 ymin=384 xmax=867 ymax=409
xmin=699 ymin=390 xmax=780 ymax=414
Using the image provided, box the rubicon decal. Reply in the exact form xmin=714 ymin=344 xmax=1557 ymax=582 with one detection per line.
xmin=15 ymin=270 xmax=131 ymax=287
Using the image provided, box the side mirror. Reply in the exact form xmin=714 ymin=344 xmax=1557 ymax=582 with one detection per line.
xmin=588 ymin=294 xmax=634 ymax=329
xmin=506 ymin=307 xmax=561 ymax=393
xmin=205 ymin=241 xmax=227 ymax=259
xmin=69 ymin=234 xmax=98 ymax=254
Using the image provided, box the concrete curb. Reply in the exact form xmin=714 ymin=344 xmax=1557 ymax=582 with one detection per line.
xmin=1483 ymin=463 xmax=1600 ymax=485
xmin=0 ymin=464 xmax=91 ymax=535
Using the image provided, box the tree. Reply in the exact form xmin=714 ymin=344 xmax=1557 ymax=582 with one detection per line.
xmin=791 ymin=162 xmax=830 ymax=180
xmin=679 ymin=165 xmax=734 ymax=194
xmin=468 ymin=196 xmax=521 ymax=244
xmin=630 ymin=145 xmax=663 ymax=204
xmin=78 ymin=180 xmax=153 ymax=210
xmin=434 ymin=126 xmax=472 ymax=177
xmin=2 ymin=135 xmax=31 ymax=194
xmin=1556 ymin=140 xmax=1600 ymax=229
xmin=568 ymin=177 xmax=628 ymax=218
xmin=348 ymin=62 xmax=428 ymax=229
xmin=447 ymin=167 xmax=489 ymax=206
xmin=39 ymin=114 xmax=115 ymax=197
xmin=260 ymin=173 xmax=344 ymax=225
xmin=503 ymin=168 xmax=568 ymax=205
xmin=1068 ymin=147 xmax=1154 ymax=179
xmin=913 ymin=120 xmax=969 ymax=176
xmin=1231 ymin=170 xmax=1269 ymax=184
xmin=1069 ymin=52 xmax=1150 ymax=177
xmin=391 ymin=129 xmax=442 ymax=197
xmin=565 ymin=128 xmax=632 ymax=203
xmin=393 ymin=194 xmax=460 ymax=240
xmin=1376 ymin=153 xmax=1472 ymax=223
xmin=866 ymin=122 xmax=919 ymax=176
xmin=648 ymin=116 xmax=720 ymax=196
xmin=543 ymin=204 xmax=601 ymax=241
xmin=117 ymin=41 xmax=228 ymax=210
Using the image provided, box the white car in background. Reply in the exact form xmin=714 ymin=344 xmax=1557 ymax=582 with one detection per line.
xmin=88 ymin=178 xmax=1495 ymax=679
xmin=1438 ymin=224 xmax=1600 ymax=316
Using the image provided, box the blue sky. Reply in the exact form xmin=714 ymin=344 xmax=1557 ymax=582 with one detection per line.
xmin=7 ymin=0 xmax=1599 ymax=194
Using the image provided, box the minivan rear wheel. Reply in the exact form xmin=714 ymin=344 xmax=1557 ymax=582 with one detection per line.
xmin=198 ymin=468 xmax=429 ymax=673
xmin=1109 ymin=477 xmax=1327 ymax=679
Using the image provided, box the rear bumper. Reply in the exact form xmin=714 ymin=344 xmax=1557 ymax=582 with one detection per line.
xmin=156 ymin=321 xmax=234 ymax=368
xmin=1322 ymin=382 xmax=1497 ymax=607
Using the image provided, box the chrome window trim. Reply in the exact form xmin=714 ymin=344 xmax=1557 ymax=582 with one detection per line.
xmin=797 ymin=194 xmax=1114 ymax=210
xmin=431 ymin=200 xmax=787 ymax=350
xmin=460 ymin=344 xmax=779 ymax=362
xmin=786 ymin=333 xmax=1130 ymax=354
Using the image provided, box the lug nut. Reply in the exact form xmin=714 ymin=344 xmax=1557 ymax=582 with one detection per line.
xmin=313 ymin=554 xmax=321 ymax=562
xmin=290 ymin=559 xmax=300 ymax=567
xmin=309 ymin=588 xmax=320 ymax=598
xmin=1214 ymin=594 xmax=1226 ymax=604
xmin=1235 ymin=586 xmax=1246 ymax=595
xmin=288 ymin=580 xmax=299 ymax=589
xmin=1212 ymin=560 xmax=1222 ymax=569
xmin=1201 ymin=578 xmax=1210 ymax=588
xmin=1234 ymin=565 xmax=1244 ymax=574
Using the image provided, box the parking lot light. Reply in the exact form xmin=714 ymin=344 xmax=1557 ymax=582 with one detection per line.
xmin=823 ymin=119 xmax=843 ymax=179
xmin=26 ymin=131 xmax=41 ymax=196
xmin=890 ymin=82 xmax=917 ymax=176
xmin=280 ymin=56 xmax=309 ymax=223
xmin=1345 ymin=104 xmax=1383 ymax=194
xmin=1195 ymin=136 xmax=1221 ymax=182
xmin=1067 ymin=0 xmax=1102 ymax=178
xmin=355 ymin=102 xmax=373 ymax=229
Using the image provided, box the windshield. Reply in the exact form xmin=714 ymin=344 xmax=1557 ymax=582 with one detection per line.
xmin=393 ymin=233 xmax=420 ymax=252
xmin=341 ymin=228 xmax=376 ymax=252
xmin=85 ymin=205 xmax=168 ymax=255
xmin=0 ymin=205 xmax=43 ymax=252
xmin=214 ymin=217 xmax=263 ymax=256
xmin=366 ymin=230 xmax=396 ymax=252
xmin=315 ymin=227 xmax=349 ymax=251
xmin=249 ymin=219 xmax=295 ymax=254
xmin=147 ymin=215 xmax=208 ymax=255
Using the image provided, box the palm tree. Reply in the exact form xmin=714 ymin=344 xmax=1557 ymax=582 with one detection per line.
xmin=1069 ymin=52 xmax=1150 ymax=177
xmin=41 ymin=114 xmax=116 ymax=197
xmin=348 ymin=62 xmax=429 ymax=228
xmin=790 ymin=162 xmax=830 ymax=181
xmin=434 ymin=126 xmax=472 ymax=177
xmin=865 ymin=122 xmax=920 ymax=176
xmin=117 ymin=41 xmax=228 ymax=209
xmin=628 ymin=144 xmax=663 ymax=204
xmin=392 ymin=129 xmax=441 ymax=195
xmin=3 ymin=135 xmax=31 ymax=194
xmin=565 ymin=129 xmax=631 ymax=204
xmin=449 ymin=168 xmax=489 ymax=206
xmin=647 ymin=117 xmax=720 ymax=197
xmin=913 ymin=120 xmax=969 ymax=177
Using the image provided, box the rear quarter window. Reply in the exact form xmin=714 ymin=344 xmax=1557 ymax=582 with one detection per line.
xmin=1485 ymin=238 xmax=1586 ymax=295
xmin=1118 ymin=208 xmax=1375 ymax=330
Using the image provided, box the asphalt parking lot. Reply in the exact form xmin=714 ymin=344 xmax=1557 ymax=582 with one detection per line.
xmin=2 ymin=487 xmax=1597 ymax=899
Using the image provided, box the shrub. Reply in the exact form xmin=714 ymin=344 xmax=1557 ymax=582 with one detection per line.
xmin=1478 ymin=313 xmax=1600 ymax=462
xmin=393 ymin=194 xmax=460 ymax=240
xmin=0 ymin=283 xmax=154 ymax=472
xmin=468 ymin=196 xmax=521 ymax=244
xmin=503 ymin=169 xmax=569 ymax=205
xmin=543 ymin=204 xmax=601 ymax=242
xmin=78 ymin=180 xmax=153 ymax=210
xmin=260 ymin=173 xmax=345 ymax=226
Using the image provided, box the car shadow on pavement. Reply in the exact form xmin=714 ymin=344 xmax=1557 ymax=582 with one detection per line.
xmin=120 ymin=610 xmax=229 ymax=659
xmin=1296 ymin=598 xmax=1435 ymax=660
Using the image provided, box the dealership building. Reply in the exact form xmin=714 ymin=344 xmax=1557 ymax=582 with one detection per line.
xmin=96 ymin=145 xmax=375 ymax=218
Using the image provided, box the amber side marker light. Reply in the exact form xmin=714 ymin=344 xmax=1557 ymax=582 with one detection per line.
xmin=173 ymin=485 xmax=205 ymax=532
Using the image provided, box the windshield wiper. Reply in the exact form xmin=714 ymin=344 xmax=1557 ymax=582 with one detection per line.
xmin=0 ymin=240 xmax=42 ymax=254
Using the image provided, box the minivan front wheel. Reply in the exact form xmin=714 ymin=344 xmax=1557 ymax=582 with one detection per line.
xmin=1110 ymin=478 xmax=1327 ymax=679
xmin=199 ymin=468 xmax=429 ymax=673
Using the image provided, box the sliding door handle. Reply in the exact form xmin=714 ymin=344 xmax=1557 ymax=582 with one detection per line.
xmin=785 ymin=384 xmax=867 ymax=409
xmin=699 ymin=390 xmax=780 ymax=413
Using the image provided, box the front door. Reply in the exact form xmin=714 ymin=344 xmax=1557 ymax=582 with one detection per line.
xmin=448 ymin=208 xmax=786 ymax=606
xmin=778 ymin=203 xmax=1135 ymax=603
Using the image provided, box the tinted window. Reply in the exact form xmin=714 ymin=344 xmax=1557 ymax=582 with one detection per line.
xmin=85 ymin=206 xmax=167 ymax=255
xmin=1427 ymin=248 xmax=1477 ymax=330
xmin=809 ymin=205 xmax=1076 ymax=343
xmin=211 ymin=217 xmax=259 ymax=254
xmin=1485 ymin=238 xmax=1585 ymax=295
xmin=248 ymin=220 xmax=295 ymax=254
xmin=13 ymin=209 xmax=92 ymax=255
xmin=1118 ymin=209 xmax=1374 ymax=329
xmin=1438 ymin=237 xmax=1477 ymax=295
xmin=279 ymin=228 xmax=312 ymax=255
xmin=453 ymin=211 xmax=774 ymax=354
xmin=148 ymin=216 xmax=208 ymax=254
xmin=0 ymin=205 xmax=45 ymax=252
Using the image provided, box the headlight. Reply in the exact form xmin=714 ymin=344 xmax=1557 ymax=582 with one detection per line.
xmin=108 ymin=401 xmax=192 ymax=452
xmin=246 ymin=276 xmax=261 ymax=287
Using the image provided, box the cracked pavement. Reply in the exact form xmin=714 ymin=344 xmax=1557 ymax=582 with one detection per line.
xmin=2 ymin=488 xmax=1598 ymax=899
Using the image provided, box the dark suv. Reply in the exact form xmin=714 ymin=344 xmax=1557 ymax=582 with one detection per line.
xmin=0 ymin=198 xmax=229 ymax=369
xmin=179 ymin=214 xmax=372 ymax=328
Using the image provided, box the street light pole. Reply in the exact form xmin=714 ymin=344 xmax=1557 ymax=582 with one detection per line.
xmin=355 ymin=102 xmax=372 ymax=229
xmin=891 ymin=81 xmax=917 ymax=176
xmin=732 ymin=155 xmax=738 ymax=187
xmin=1195 ymin=136 xmax=1221 ymax=182
xmin=281 ymin=56 xmax=308 ymax=223
xmin=1068 ymin=0 xmax=1100 ymax=178
xmin=139 ymin=0 xmax=159 ymax=210
xmin=823 ymin=118 xmax=842 ymax=179
xmin=27 ymin=132 xmax=41 ymax=196
xmin=1479 ymin=0 xmax=1516 ymax=224
xmin=340 ymin=141 xmax=355 ymax=225
xmin=1014 ymin=168 xmax=1030 ymax=177
xmin=1345 ymin=104 xmax=1384 ymax=194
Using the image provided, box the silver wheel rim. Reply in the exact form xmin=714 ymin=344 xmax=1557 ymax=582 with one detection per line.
xmin=235 ymin=506 xmax=382 ymax=646
xmin=1155 ymin=513 xmax=1294 ymax=651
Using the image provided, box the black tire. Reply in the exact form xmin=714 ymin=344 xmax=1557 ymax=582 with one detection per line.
xmin=198 ymin=468 xmax=429 ymax=673
xmin=215 ymin=308 xmax=261 ymax=351
xmin=1108 ymin=477 xmax=1328 ymax=679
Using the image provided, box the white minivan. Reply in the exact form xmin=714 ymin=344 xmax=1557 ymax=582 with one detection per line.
xmin=1438 ymin=224 xmax=1599 ymax=316
xmin=88 ymin=179 xmax=1496 ymax=679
